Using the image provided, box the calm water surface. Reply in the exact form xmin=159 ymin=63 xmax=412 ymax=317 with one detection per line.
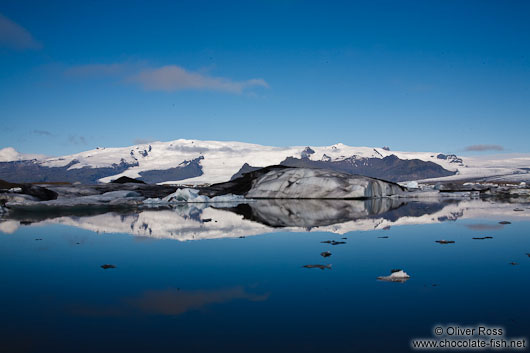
xmin=0 ymin=200 xmax=529 ymax=353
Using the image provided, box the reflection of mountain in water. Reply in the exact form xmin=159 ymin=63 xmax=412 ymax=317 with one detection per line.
xmin=1 ymin=199 xmax=529 ymax=240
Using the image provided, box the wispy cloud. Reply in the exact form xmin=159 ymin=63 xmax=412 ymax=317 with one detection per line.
xmin=65 ymin=62 xmax=268 ymax=94
xmin=68 ymin=135 xmax=87 ymax=145
xmin=129 ymin=65 xmax=269 ymax=93
xmin=465 ymin=223 xmax=504 ymax=230
xmin=464 ymin=144 xmax=504 ymax=152
xmin=133 ymin=138 xmax=155 ymax=145
xmin=33 ymin=129 xmax=53 ymax=136
xmin=0 ymin=13 xmax=42 ymax=50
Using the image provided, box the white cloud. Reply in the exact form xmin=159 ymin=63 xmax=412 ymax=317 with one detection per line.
xmin=65 ymin=62 xmax=269 ymax=94
xmin=0 ymin=13 xmax=42 ymax=50
xmin=129 ymin=65 xmax=269 ymax=93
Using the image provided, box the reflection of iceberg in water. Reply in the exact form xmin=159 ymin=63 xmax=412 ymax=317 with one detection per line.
xmin=1 ymin=199 xmax=529 ymax=240
xmin=221 ymin=198 xmax=407 ymax=228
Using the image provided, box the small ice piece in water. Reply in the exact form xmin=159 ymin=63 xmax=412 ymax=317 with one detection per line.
xmin=377 ymin=269 xmax=410 ymax=282
xmin=320 ymin=251 xmax=332 ymax=258
xmin=8 ymin=187 xmax=22 ymax=193
xmin=303 ymin=264 xmax=332 ymax=270
xmin=404 ymin=181 xmax=419 ymax=190
xmin=144 ymin=188 xmax=209 ymax=204
xmin=331 ymin=240 xmax=346 ymax=245
xmin=435 ymin=239 xmax=455 ymax=244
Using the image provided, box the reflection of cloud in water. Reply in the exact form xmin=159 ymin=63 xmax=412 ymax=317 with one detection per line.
xmin=0 ymin=220 xmax=19 ymax=234
xmin=465 ymin=223 xmax=504 ymax=230
xmin=128 ymin=287 xmax=269 ymax=316
xmin=70 ymin=286 xmax=269 ymax=317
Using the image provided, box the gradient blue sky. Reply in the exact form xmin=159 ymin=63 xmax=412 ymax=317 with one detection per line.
xmin=1 ymin=0 xmax=529 ymax=156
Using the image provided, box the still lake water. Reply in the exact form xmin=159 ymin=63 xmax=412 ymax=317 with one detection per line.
xmin=0 ymin=199 xmax=529 ymax=352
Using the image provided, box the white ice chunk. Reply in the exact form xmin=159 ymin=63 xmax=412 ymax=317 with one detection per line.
xmin=144 ymin=188 xmax=209 ymax=204
xmin=143 ymin=188 xmax=247 ymax=204
xmin=377 ymin=270 xmax=411 ymax=282
xmin=404 ymin=181 xmax=419 ymax=190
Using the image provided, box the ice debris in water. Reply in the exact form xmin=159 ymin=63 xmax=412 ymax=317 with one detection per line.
xmin=143 ymin=188 xmax=246 ymax=204
xmin=377 ymin=269 xmax=411 ymax=282
xmin=404 ymin=181 xmax=419 ymax=190
xmin=303 ymin=264 xmax=332 ymax=270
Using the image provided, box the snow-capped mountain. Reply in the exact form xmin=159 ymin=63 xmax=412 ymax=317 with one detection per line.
xmin=0 ymin=139 xmax=529 ymax=184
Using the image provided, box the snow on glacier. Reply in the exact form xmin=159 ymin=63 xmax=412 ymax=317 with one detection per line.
xmin=4 ymin=140 xmax=530 ymax=185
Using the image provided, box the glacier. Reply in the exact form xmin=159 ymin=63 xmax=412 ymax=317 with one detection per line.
xmin=2 ymin=139 xmax=529 ymax=185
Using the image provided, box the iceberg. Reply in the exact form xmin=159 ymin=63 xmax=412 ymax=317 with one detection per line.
xmin=246 ymin=168 xmax=403 ymax=199
xmin=377 ymin=270 xmax=411 ymax=282
xmin=143 ymin=188 xmax=246 ymax=205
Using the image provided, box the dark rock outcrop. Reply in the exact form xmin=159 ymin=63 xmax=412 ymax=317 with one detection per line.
xmin=111 ymin=176 xmax=146 ymax=184
xmin=278 ymin=155 xmax=455 ymax=182
xmin=0 ymin=179 xmax=58 ymax=201
xmin=21 ymin=185 xmax=58 ymax=201
xmin=137 ymin=156 xmax=204 ymax=184
xmin=0 ymin=159 xmax=137 ymax=184
xmin=230 ymin=163 xmax=262 ymax=181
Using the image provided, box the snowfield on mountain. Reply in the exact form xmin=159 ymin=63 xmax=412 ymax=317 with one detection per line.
xmin=1 ymin=139 xmax=529 ymax=184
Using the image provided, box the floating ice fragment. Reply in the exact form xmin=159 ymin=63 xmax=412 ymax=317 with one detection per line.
xmin=143 ymin=188 xmax=246 ymax=204
xmin=303 ymin=264 xmax=332 ymax=270
xmin=435 ymin=240 xmax=455 ymax=244
xmin=377 ymin=269 xmax=410 ymax=282
xmin=404 ymin=181 xmax=419 ymax=190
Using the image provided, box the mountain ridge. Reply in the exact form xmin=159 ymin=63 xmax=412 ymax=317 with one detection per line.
xmin=0 ymin=139 xmax=529 ymax=184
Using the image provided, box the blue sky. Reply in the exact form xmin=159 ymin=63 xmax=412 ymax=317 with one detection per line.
xmin=1 ymin=0 xmax=529 ymax=156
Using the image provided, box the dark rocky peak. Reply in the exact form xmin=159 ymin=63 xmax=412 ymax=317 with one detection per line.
xmin=301 ymin=147 xmax=315 ymax=159
xmin=179 ymin=156 xmax=204 ymax=167
xmin=437 ymin=153 xmax=463 ymax=164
